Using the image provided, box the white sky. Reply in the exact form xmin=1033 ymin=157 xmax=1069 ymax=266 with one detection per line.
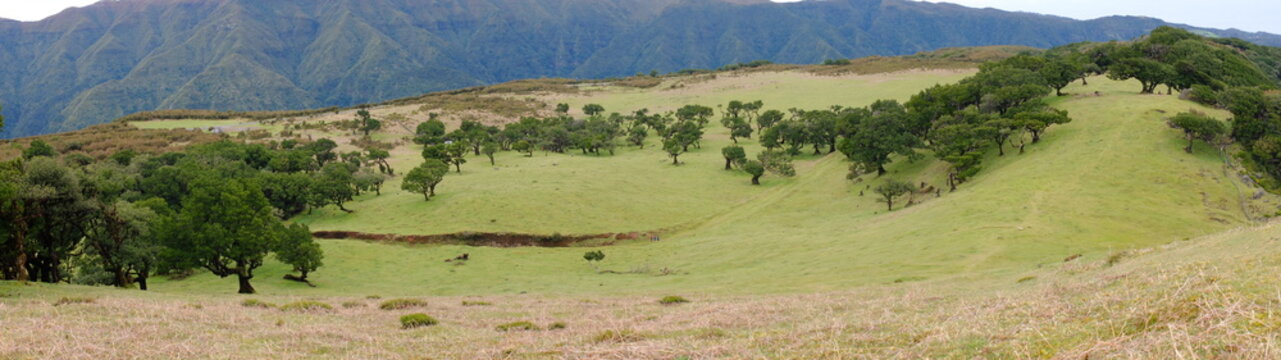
xmin=2 ymin=0 xmax=1279 ymax=34
xmin=0 ymin=0 xmax=98 ymax=21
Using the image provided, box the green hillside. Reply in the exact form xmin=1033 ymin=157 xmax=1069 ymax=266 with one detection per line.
xmin=4 ymin=74 xmax=1281 ymax=358
xmin=142 ymin=75 xmax=1269 ymax=297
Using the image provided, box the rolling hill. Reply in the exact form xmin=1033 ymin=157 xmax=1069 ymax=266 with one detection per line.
xmin=4 ymin=0 xmax=1281 ymax=139
xmin=3 ymin=65 xmax=1281 ymax=357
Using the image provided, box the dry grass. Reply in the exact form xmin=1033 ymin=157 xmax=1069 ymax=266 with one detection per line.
xmin=0 ymin=123 xmax=223 ymax=160
xmin=4 ymin=221 xmax=1281 ymax=358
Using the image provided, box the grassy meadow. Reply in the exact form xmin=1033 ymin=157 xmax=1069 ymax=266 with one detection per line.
xmin=6 ymin=69 xmax=1281 ymax=358
xmin=152 ymin=75 xmax=1267 ymax=297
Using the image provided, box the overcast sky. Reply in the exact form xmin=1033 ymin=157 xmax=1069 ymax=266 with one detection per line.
xmin=2 ymin=0 xmax=1279 ymax=34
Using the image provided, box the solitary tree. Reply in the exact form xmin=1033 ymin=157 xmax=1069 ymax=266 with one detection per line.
xmin=356 ymin=108 xmax=381 ymax=137
xmin=311 ymin=163 xmax=357 ymax=212
xmin=555 ymin=103 xmax=570 ymax=114
xmin=415 ymin=119 xmax=447 ymax=144
xmin=873 ymin=179 xmax=916 ymax=211
xmin=663 ymin=138 xmax=685 ymax=165
xmin=163 ymin=177 xmax=284 ymax=294
xmin=627 ymin=125 xmax=648 ymax=148
xmin=1107 ymin=58 xmax=1175 ymax=94
xmin=275 ymin=223 xmax=324 ymax=285
xmin=721 ymin=145 xmax=746 ymax=170
xmin=583 ymin=250 xmax=605 ymax=271
xmin=366 ymin=148 xmax=393 ymax=175
xmin=22 ymin=140 xmax=56 ymax=159
xmin=482 ymin=141 xmax=499 ymax=165
xmin=757 ymin=109 xmax=784 ymax=132
xmin=402 ymin=159 xmax=449 ymax=201
xmin=512 ymin=140 xmax=534 ymax=157
xmin=583 ymin=104 xmax=605 ymax=116
xmin=1168 ymin=112 xmax=1226 ymax=153
xmin=742 ymin=160 xmax=765 ymax=185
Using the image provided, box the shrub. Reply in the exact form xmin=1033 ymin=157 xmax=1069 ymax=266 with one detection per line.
xmin=658 ymin=296 xmax=690 ymax=305
xmin=592 ymin=329 xmax=643 ymax=343
xmin=241 ymin=299 xmax=275 ymax=308
xmin=1106 ymin=251 xmax=1129 ymax=267
xmin=379 ymin=298 xmax=428 ymax=310
xmin=496 ymin=321 xmax=540 ymax=332
xmin=279 ymin=300 xmax=333 ymax=312
xmin=341 ymin=301 xmax=365 ymax=309
xmin=52 ymin=297 xmax=95 ymax=306
xmin=548 ymin=322 xmax=567 ymax=330
xmin=400 ymin=314 xmax=439 ymax=329
xmin=461 ymin=301 xmax=492 ymax=306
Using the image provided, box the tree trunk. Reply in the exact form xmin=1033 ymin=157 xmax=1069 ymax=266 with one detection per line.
xmin=429 ymin=185 xmax=437 ymax=197
xmin=672 ymin=156 xmax=679 ymax=165
xmin=1186 ymin=136 xmax=1195 ymax=153
xmin=725 ymin=158 xmax=733 ymax=170
xmin=1082 ymin=77 xmax=1088 ymax=86
xmin=876 ymin=165 xmax=887 ymax=176
xmin=1031 ymin=131 xmax=1042 ymax=143
xmin=997 ymin=141 xmax=1005 ymax=156
xmin=137 ymin=275 xmax=148 ymax=291
xmin=13 ymin=233 xmax=28 ymax=283
xmin=751 ymin=175 xmax=761 ymax=185
xmin=113 ymin=268 xmax=130 ymax=288
xmin=1056 ymin=88 xmax=1063 ymax=96
xmin=885 ymin=198 xmax=893 ymax=211
xmin=488 ymin=155 xmax=495 ymax=166
xmin=238 ymin=275 xmax=255 ymax=294
xmin=455 ymin=163 xmax=461 ymax=173
xmin=337 ymin=202 xmax=352 ymax=213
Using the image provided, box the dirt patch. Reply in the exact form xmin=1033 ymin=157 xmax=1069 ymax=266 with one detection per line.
xmin=313 ymin=230 xmax=632 ymax=247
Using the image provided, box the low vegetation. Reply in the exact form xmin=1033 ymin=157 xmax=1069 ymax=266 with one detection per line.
xmin=399 ymin=313 xmax=438 ymax=329
xmin=379 ymin=298 xmax=428 ymax=310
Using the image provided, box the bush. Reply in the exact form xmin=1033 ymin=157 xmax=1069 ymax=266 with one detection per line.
xmin=53 ymin=297 xmax=95 ymax=306
xmin=1183 ymin=84 xmax=1219 ymax=106
xmin=379 ymin=298 xmax=428 ymax=310
xmin=548 ymin=322 xmax=567 ymax=330
xmin=400 ymin=314 xmax=439 ymax=329
xmin=279 ymin=300 xmax=333 ymax=312
xmin=461 ymin=301 xmax=492 ymax=306
xmin=341 ymin=301 xmax=365 ymax=308
xmin=241 ymin=299 xmax=275 ymax=308
xmin=592 ymin=329 xmax=643 ymax=343
xmin=658 ymin=296 xmax=690 ymax=305
xmin=496 ymin=321 xmax=540 ymax=332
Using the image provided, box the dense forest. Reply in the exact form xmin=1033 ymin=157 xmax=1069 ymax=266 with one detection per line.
xmin=3 ymin=0 xmax=1281 ymax=138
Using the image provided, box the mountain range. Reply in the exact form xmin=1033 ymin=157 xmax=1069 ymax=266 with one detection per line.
xmin=2 ymin=0 xmax=1279 ymax=138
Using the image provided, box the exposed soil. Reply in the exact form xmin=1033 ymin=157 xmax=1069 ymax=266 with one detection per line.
xmin=312 ymin=230 xmax=649 ymax=247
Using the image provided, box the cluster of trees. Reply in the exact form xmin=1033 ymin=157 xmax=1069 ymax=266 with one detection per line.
xmin=1218 ymin=87 xmax=1281 ymax=181
xmin=722 ymin=145 xmax=795 ymax=185
xmin=0 ymin=139 xmax=344 ymax=293
xmin=829 ymin=54 xmax=1074 ymax=191
xmin=1083 ymin=27 xmax=1278 ymax=95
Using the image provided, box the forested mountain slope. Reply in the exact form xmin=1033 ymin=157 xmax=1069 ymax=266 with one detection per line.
xmin=2 ymin=0 xmax=1279 ymax=138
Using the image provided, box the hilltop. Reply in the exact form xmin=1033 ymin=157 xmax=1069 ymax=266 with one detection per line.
xmin=3 ymin=0 xmax=1281 ymax=138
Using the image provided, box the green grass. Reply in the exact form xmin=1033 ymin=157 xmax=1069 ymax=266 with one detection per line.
xmin=152 ymin=75 xmax=1261 ymax=298
xmin=561 ymin=70 xmax=974 ymax=118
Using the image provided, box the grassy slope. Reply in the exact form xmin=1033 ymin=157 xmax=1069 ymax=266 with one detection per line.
xmin=291 ymin=70 xmax=972 ymax=235
xmin=4 ymin=211 xmax=1280 ymax=359
xmin=151 ymin=75 xmax=1263 ymax=298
